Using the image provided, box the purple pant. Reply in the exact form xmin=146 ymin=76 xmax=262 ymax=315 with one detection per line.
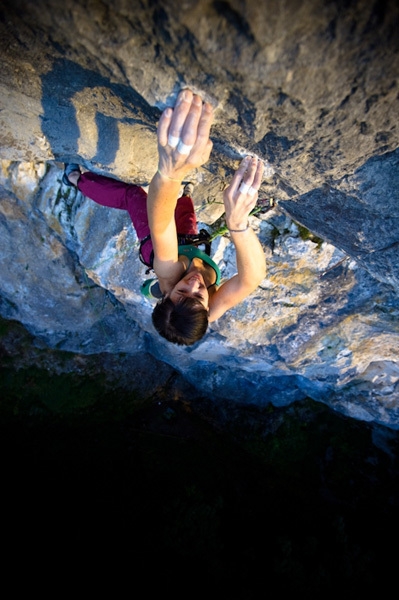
xmin=77 ymin=172 xmax=198 ymax=266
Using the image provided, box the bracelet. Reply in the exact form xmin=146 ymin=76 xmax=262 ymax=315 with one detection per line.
xmin=227 ymin=224 xmax=249 ymax=233
xmin=157 ymin=169 xmax=181 ymax=183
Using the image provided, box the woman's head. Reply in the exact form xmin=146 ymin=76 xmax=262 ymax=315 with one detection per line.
xmin=167 ymin=269 xmax=210 ymax=308
xmin=152 ymin=296 xmax=209 ymax=346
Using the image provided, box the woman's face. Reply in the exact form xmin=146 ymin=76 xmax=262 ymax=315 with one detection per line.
xmin=168 ymin=270 xmax=210 ymax=309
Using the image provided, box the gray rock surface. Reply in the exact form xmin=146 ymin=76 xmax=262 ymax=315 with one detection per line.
xmin=0 ymin=0 xmax=398 ymax=427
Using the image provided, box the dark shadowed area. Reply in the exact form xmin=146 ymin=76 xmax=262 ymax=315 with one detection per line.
xmin=1 ymin=317 xmax=399 ymax=595
xmin=1 ymin=1 xmax=399 ymax=592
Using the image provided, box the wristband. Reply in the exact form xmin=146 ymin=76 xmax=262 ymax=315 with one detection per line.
xmin=227 ymin=224 xmax=249 ymax=233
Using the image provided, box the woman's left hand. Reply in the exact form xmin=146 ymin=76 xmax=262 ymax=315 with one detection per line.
xmin=157 ymin=89 xmax=214 ymax=180
xmin=223 ymin=156 xmax=264 ymax=231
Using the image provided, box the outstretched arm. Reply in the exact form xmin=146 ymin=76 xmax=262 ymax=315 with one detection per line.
xmin=147 ymin=89 xmax=214 ymax=286
xmin=208 ymin=156 xmax=266 ymax=322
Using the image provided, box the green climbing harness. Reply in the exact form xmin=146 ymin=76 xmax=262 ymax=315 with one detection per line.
xmin=141 ymin=243 xmax=221 ymax=300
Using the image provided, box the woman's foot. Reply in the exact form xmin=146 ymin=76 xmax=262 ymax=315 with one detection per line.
xmin=62 ymin=163 xmax=81 ymax=187
xmin=182 ymin=182 xmax=195 ymax=197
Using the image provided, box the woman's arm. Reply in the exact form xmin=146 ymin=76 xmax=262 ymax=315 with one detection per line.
xmin=208 ymin=156 xmax=266 ymax=322
xmin=147 ymin=89 xmax=214 ymax=287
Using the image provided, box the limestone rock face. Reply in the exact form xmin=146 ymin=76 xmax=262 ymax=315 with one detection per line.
xmin=1 ymin=0 xmax=399 ymax=427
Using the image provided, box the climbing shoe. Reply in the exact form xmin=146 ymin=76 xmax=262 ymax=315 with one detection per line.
xmin=141 ymin=278 xmax=163 ymax=299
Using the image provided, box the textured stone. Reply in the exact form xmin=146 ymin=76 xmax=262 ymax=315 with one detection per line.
xmin=0 ymin=0 xmax=399 ymax=427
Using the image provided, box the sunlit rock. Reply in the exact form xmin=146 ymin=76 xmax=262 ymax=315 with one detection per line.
xmin=0 ymin=0 xmax=398 ymax=427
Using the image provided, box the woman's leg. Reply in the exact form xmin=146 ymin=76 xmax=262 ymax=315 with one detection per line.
xmin=76 ymin=172 xmax=198 ymax=264
xmin=77 ymin=172 xmax=150 ymax=240
xmin=174 ymin=194 xmax=198 ymax=235
xmin=78 ymin=172 xmax=154 ymax=266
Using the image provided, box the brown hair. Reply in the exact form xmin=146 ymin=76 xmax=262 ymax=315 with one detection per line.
xmin=152 ymin=296 xmax=209 ymax=345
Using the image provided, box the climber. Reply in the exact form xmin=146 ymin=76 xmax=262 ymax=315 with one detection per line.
xmin=63 ymin=88 xmax=266 ymax=346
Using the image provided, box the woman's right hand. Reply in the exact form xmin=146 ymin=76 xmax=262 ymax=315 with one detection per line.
xmin=157 ymin=89 xmax=214 ymax=181
xmin=223 ymin=156 xmax=264 ymax=231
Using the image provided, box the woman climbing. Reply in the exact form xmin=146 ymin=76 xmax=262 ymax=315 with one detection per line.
xmin=63 ymin=88 xmax=266 ymax=346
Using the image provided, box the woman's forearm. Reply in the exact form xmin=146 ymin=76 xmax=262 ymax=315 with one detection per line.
xmin=230 ymin=227 xmax=266 ymax=289
xmin=147 ymin=170 xmax=182 ymax=236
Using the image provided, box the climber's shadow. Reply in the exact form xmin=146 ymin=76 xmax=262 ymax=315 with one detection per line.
xmin=40 ymin=57 xmax=159 ymax=165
